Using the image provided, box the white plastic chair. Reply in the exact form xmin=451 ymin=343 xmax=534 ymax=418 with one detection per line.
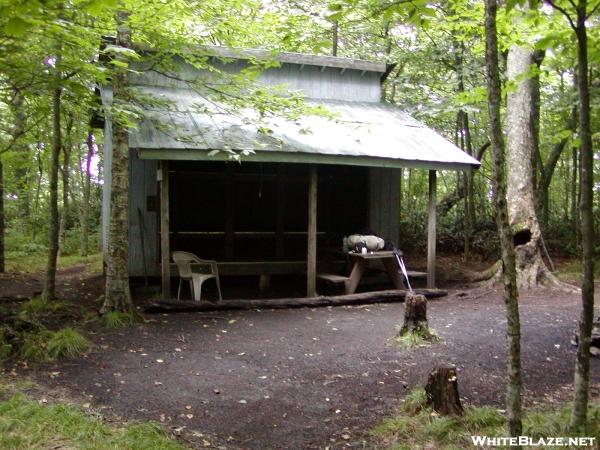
xmin=172 ymin=251 xmax=222 ymax=301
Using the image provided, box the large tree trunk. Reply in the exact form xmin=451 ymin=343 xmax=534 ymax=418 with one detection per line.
xmin=484 ymin=0 xmax=523 ymax=438
xmin=506 ymin=45 xmax=546 ymax=288
xmin=102 ymin=10 xmax=134 ymax=314
xmin=570 ymin=0 xmax=595 ymax=430
xmin=43 ymin=87 xmax=62 ymax=303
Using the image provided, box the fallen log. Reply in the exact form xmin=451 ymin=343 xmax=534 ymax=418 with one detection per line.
xmin=143 ymin=288 xmax=448 ymax=314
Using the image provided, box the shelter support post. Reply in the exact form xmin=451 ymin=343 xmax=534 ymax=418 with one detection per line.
xmin=427 ymin=170 xmax=437 ymax=288
xmin=160 ymin=160 xmax=171 ymax=298
xmin=307 ymin=165 xmax=318 ymax=297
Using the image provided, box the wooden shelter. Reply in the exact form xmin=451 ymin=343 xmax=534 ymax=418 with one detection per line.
xmin=100 ymin=47 xmax=480 ymax=298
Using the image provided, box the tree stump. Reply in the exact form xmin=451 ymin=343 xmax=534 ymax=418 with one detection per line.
xmin=425 ymin=367 xmax=464 ymax=416
xmin=399 ymin=293 xmax=429 ymax=336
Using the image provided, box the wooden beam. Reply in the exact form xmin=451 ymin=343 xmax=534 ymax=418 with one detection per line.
xmin=160 ymin=160 xmax=171 ymax=298
xmin=307 ymin=165 xmax=318 ymax=297
xmin=427 ymin=170 xmax=437 ymax=288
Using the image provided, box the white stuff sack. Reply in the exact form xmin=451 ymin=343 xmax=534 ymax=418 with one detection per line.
xmin=344 ymin=234 xmax=385 ymax=252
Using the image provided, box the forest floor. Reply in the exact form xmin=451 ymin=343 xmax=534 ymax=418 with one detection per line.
xmin=0 ymin=256 xmax=599 ymax=449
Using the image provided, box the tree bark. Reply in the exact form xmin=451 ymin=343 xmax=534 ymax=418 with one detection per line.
xmin=570 ymin=0 xmax=595 ymax=430
xmin=537 ymin=106 xmax=577 ymax=228
xmin=43 ymin=86 xmax=62 ymax=303
xmin=506 ymin=44 xmax=557 ymax=289
xmin=9 ymin=89 xmax=32 ymax=231
xmin=425 ymin=367 xmax=464 ymax=416
xmin=437 ymin=142 xmax=489 ymax=216
xmin=485 ymin=0 xmax=523 ymax=438
xmin=102 ymin=10 xmax=134 ymax=314
xmin=58 ymin=113 xmax=74 ymax=254
xmin=399 ymin=294 xmax=428 ymax=336
xmin=571 ymin=147 xmax=579 ymax=240
xmin=80 ymin=131 xmax=95 ymax=256
xmin=332 ymin=20 xmax=339 ymax=56
xmin=0 ymin=158 xmax=4 ymax=273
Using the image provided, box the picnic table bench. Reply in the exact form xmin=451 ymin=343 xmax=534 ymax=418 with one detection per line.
xmin=317 ymin=251 xmax=426 ymax=295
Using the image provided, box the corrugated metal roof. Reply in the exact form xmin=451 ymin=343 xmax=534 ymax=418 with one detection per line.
xmin=130 ymin=86 xmax=481 ymax=170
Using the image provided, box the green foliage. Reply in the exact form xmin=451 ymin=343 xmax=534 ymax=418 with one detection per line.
xmin=20 ymin=297 xmax=69 ymax=317
xmin=46 ymin=328 xmax=90 ymax=360
xmin=0 ymin=331 xmax=12 ymax=361
xmin=0 ymin=393 xmax=183 ymax=450
xmin=19 ymin=327 xmax=89 ymax=362
xmin=372 ymin=390 xmax=600 ymax=449
xmin=423 ymin=415 xmax=464 ymax=442
xmin=402 ymin=388 xmax=428 ymax=415
xmin=101 ymin=311 xmax=137 ymax=329
xmin=19 ymin=329 xmax=53 ymax=362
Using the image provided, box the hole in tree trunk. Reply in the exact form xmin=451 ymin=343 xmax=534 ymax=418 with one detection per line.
xmin=513 ymin=229 xmax=532 ymax=246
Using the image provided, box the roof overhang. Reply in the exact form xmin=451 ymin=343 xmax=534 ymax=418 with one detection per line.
xmin=137 ymin=149 xmax=476 ymax=171
xmin=127 ymin=86 xmax=481 ymax=171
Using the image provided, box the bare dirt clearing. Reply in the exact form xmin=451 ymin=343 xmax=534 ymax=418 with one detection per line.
xmin=1 ymin=264 xmax=599 ymax=449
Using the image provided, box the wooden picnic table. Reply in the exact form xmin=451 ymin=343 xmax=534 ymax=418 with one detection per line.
xmin=346 ymin=250 xmax=406 ymax=294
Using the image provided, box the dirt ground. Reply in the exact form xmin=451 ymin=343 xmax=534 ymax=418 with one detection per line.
xmin=1 ymin=262 xmax=600 ymax=449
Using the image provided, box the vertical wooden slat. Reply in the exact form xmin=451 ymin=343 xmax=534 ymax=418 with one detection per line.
xmin=160 ymin=160 xmax=171 ymax=298
xmin=307 ymin=165 xmax=318 ymax=297
xmin=427 ymin=170 xmax=437 ymax=288
xmin=225 ymin=164 xmax=234 ymax=259
xmin=276 ymin=165 xmax=285 ymax=258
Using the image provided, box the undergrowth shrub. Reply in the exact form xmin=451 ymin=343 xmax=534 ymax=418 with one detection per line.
xmin=19 ymin=327 xmax=89 ymax=362
xmin=47 ymin=328 xmax=90 ymax=360
xmin=101 ymin=311 xmax=137 ymax=329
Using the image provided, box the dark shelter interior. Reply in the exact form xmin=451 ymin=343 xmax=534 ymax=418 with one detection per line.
xmin=168 ymin=161 xmax=369 ymax=262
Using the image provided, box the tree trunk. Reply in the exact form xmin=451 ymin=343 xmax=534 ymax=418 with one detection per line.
xmin=332 ymin=20 xmax=338 ymax=56
xmin=58 ymin=113 xmax=74 ymax=254
xmin=570 ymin=0 xmax=595 ymax=430
xmin=102 ymin=10 xmax=134 ymax=314
xmin=506 ymin=45 xmax=552 ymax=289
xmin=43 ymin=87 xmax=62 ymax=303
xmin=9 ymin=90 xmax=32 ymax=232
xmin=437 ymin=142 xmax=489 ymax=216
xmin=80 ymin=131 xmax=95 ymax=256
xmin=425 ymin=367 xmax=464 ymax=416
xmin=537 ymin=106 xmax=577 ymax=228
xmin=0 ymin=158 xmax=4 ymax=273
xmin=484 ymin=0 xmax=523 ymax=438
xmin=571 ymin=147 xmax=579 ymax=238
xmin=31 ymin=143 xmax=43 ymax=241
xmin=398 ymin=293 xmax=428 ymax=336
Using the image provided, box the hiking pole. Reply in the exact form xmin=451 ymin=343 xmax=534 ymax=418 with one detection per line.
xmin=393 ymin=249 xmax=413 ymax=292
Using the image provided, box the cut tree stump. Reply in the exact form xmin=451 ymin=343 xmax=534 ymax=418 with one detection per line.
xmin=399 ymin=293 xmax=429 ymax=336
xmin=425 ymin=367 xmax=464 ymax=416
